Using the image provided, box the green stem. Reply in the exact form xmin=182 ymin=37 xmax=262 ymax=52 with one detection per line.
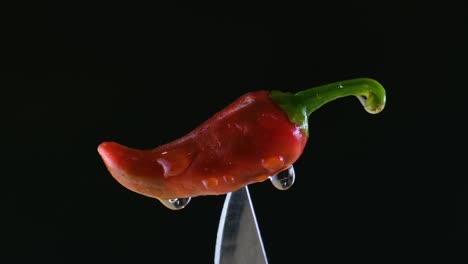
xmin=270 ymin=78 xmax=386 ymax=136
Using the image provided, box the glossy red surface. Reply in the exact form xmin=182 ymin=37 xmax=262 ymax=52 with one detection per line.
xmin=98 ymin=91 xmax=307 ymax=199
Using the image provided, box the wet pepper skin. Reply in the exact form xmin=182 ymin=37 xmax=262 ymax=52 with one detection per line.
xmin=98 ymin=78 xmax=386 ymax=201
xmin=98 ymin=91 xmax=307 ymax=199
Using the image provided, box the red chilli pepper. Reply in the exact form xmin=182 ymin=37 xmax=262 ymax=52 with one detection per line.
xmin=98 ymin=78 xmax=386 ymax=209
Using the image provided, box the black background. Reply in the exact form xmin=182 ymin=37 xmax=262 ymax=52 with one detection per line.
xmin=2 ymin=1 xmax=466 ymax=262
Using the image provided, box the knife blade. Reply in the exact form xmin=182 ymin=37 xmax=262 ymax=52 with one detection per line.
xmin=214 ymin=186 xmax=268 ymax=264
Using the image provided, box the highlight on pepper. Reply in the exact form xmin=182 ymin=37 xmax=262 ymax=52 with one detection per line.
xmin=97 ymin=78 xmax=386 ymax=210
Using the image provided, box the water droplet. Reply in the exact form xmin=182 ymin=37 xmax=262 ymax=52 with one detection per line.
xmin=202 ymin=177 xmax=219 ymax=189
xmin=159 ymin=197 xmax=191 ymax=210
xmin=357 ymin=95 xmax=367 ymax=107
xmin=270 ymin=165 xmax=295 ymax=190
xmin=261 ymin=155 xmax=285 ymax=172
xmin=156 ymin=149 xmax=192 ymax=178
xmin=223 ymin=175 xmax=235 ymax=184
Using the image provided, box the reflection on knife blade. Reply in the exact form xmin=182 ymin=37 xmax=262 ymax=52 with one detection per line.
xmin=214 ymin=186 xmax=268 ymax=264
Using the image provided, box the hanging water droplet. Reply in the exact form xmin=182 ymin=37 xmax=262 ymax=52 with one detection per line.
xmin=270 ymin=165 xmax=295 ymax=190
xmin=159 ymin=197 xmax=191 ymax=210
xmin=357 ymin=95 xmax=367 ymax=107
xmin=202 ymin=177 xmax=219 ymax=189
